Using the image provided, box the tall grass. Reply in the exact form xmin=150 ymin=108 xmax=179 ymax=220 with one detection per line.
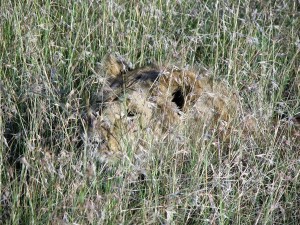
xmin=1 ymin=0 xmax=299 ymax=224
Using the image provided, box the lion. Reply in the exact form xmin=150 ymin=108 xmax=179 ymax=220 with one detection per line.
xmin=84 ymin=54 xmax=239 ymax=164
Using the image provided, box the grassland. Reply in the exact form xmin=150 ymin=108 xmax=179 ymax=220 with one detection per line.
xmin=1 ymin=0 xmax=299 ymax=224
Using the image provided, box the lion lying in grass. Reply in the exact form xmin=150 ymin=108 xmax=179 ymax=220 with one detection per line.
xmin=83 ymin=54 xmax=242 ymax=164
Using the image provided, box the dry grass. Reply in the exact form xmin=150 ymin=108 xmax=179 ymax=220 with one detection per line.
xmin=1 ymin=0 xmax=299 ymax=224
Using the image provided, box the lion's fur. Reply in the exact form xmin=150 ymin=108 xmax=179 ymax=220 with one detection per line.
xmin=85 ymin=54 xmax=240 ymax=163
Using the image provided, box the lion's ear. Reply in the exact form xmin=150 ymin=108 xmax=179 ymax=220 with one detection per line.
xmin=103 ymin=53 xmax=133 ymax=78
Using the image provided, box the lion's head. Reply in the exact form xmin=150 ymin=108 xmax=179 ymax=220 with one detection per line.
xmin=84 ymin=54 xmax=239 ymax=164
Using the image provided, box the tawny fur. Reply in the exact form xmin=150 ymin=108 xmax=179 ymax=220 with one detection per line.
xmin=86 ymin=54 xmax=240 ymax=163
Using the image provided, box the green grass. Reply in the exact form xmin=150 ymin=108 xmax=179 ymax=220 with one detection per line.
xmin=1 ymin=0 xmax=299 ymax=224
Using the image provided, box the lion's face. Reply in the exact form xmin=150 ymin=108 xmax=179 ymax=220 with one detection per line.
xmin=86 ymin=54 xmax=238 ymax=164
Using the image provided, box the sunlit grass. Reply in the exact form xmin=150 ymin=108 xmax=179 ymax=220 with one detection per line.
xmin=1 ymin=0 xmax=299 ymax=224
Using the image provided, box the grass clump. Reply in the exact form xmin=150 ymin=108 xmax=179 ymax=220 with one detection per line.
xmin=1 ymin=0 xmax=299 ymax=224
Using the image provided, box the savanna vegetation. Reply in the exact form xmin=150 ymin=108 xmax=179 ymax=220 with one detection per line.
xmin=1 ymin=0 xmax=299 ymax=224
